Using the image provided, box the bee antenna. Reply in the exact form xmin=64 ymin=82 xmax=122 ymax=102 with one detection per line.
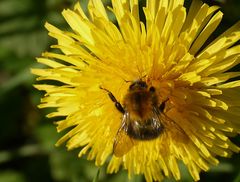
xmin=123 ymin=79 xmax=131 ymax=83
xmin=140 ymin=74 xmax=147 ymax=81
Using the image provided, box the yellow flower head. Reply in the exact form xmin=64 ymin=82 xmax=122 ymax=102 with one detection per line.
xmin=32 ymin=0 xmax=240 ymax=181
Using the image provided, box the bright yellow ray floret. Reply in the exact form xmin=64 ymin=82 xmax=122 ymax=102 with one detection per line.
xmin=32 ymin=0 xmax=240 ymax=181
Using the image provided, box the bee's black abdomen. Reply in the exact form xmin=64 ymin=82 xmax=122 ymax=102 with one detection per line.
xmin=126 ymin=119 xmax=164 ymax=140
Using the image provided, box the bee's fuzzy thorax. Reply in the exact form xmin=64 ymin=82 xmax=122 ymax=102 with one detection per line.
xmin=123 ymin=88 xmax=156 ymax=120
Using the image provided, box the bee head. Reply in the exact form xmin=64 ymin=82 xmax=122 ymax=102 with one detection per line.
xmin=129 ymin=80 xmax=148 ymax=91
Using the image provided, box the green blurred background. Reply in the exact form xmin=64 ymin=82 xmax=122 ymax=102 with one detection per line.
xmin=0 ymin=0 xmax=240 ymax=181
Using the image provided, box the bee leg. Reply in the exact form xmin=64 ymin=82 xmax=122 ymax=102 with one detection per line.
xmin=159 ymin=101 xmax=165 ymax=112
xmin=100 ymin=86 xmax=125 ymax=114
xmin=159 ymin=98 xmax=169 ymax=112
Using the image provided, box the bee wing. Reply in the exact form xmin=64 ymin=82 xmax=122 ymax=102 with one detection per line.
xmin=151 ymin=107 xmax=164 ymax=129
xmin=159 ymin=110 xmax=187 ymax=141
xmin=113 ymin=113 xmax=134 ymax=157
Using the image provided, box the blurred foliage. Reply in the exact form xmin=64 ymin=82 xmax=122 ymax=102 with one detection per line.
xmin=0 ymin=0 xmax=240 ymax=182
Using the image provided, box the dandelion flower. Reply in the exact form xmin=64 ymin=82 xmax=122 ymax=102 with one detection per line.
xmin=32 ymin=0 xmax=240 ymax=181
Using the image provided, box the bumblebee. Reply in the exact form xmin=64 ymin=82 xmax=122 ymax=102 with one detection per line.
xmin=100 ymin=80 xmax=168 ymax=157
